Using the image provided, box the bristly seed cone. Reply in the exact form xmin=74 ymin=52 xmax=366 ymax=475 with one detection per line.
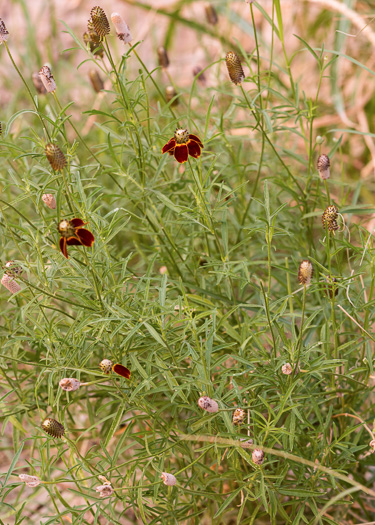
xmin=232 ymin=408 xmax=245 ymax=425
xmin=322 ymin=205 xmax=339 ymax=233
xmin=317 ymin=154 xmax=330 ymax=180
xmin=0 ymin=18 xmax=9 ymax=44
xmin=225 ymin=51 xmax=245 ymax=85
xmin=90 ymin=7 xmax=110 ymax=40
xmin=45 ymin=143 xmax=67 ymax=171
xmin=298 ymin=260 xmax=313 ymax=286
xmin=41 ymin=417 xmax=65 ymax=438
xmin=100 ymin=359 xmax=113 ymax=374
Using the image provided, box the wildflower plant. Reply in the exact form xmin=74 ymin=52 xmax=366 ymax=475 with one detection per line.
xmin=1 ymin=1 xmax=375 ymax=523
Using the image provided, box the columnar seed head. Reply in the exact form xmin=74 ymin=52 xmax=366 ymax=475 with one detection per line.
xmin=161 ymin=472 xmax=177 ymax=486
xmin=281 ymin=363 xmax=293 ymax=375
xmin=90 ymin=7 xmax=110 ymax=39
xmin=4 ymin=261 xmax=23 ymax=277
xmin=197 ymin=396 xmax=219 ymax=413
xmin=96 ymin=484 xmax=114 ymax=497
xmin=45 ymin=143 xmax=67 ymax=171
xmin=233 ymin=408 xmax=245 ymax=425
xmin=1 ymin=274 xmax=21 ymax=294
xmin=41 ymin=417 xmax=65 ymax=438
xmin=174 ymin=128 xmax=189 ymax=144
xmin=317 ymin=154 xmax=330 ymax=180
xmin=42 ymin=194 xmax=57 ymax=209
xmin=32 ymin=72 xmax=47 ymax=94
xmin=322 ymin=205 xmax=339 ymax=233
xmin=225 ymin=51 xmax=245 ymax=85
xmin=205 ymin=4 xmax=218 ymax=25
xmin=100 ymin=359 xmax=113 ymax=374
xmin=252 ymin=448 xmax=265 ymax=465
xmin=19 ymin=474 xmax=41 ymax=487
xmin=39 ymin=66 xmax=56 ymax=93
xmin=298 ymin=260 xmax=313 ymax=285
xmin=111 ymin=13 xmax=132 ymax=43
xmin=165 ymin=86 xmax=178 ymax=105
xmin=59 ymin=378 xmax=81 ymax=391
xmin=157 ymin=46 xmax=169 ymax=68
xmin=89 ymin=69 xmax=104 ymax=93
xmin=0 ymin=18 xmax=9 ymax=44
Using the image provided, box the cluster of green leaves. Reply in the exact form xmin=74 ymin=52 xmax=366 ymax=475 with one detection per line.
xmin=0 ymin=1 xmax=375 ymax=524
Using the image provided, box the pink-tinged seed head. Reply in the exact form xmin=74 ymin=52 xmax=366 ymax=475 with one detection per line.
xmin=96 ymin=484 xmax=114 ymax=497
xmin=161 ymin=472 xmax=177 ymax=486
xmin=197 ymin=396 xmax=219 ymax=413
xmin=19 ymin=474 xmax=41 ymax=487
xmin=0 ymin=18 xmax=9 ymax=44
xmin=317 ymin=154 xmax=330 ymax=180
xmin=39 ymin=66 xmax=56 ymax=93
xmin=59 ymin=378 xmax=81 ymax=391
xmin=1 ymin=274 xmax=21 ymax=294
xmin=111 ymin=13 xmax=132 ymax=43
xmin=281 ymin=363 xmax=293 ymax=375
xmin=252 ymin=448 xmax=265 ymax=465
xmin=42 ymin=194 xmax=57 ymax=209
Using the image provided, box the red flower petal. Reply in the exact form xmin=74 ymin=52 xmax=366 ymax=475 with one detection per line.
xmin=112 ymin=363 xmax=131 ymax=379
xmin=174 ymin=144 xmax=189 ymax=163
xmin=76 ymin=228 xmax=95 ymax=247
xmin=162 ymin=138 xmax=176 ymax=154
xmin=70 ymin=218 xmax=85 ymax=228
xmin=188 ymin=134 xmax=203 ymax=148
xmin=66 ymin=236 xmax=82 ymax=246
xmin=187 ymin=140 xmax=201 ymax=159
xmin=59 ymin=237 xmax=69 ymax=259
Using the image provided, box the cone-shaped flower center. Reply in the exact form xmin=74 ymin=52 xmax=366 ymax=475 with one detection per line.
xmin=174 ymin=128 xmax=189 ymax=144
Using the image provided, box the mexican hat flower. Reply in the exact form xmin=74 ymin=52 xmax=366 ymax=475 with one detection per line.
xmin=162 ymin=129 xmax=203 ymax=164
xmin=58 ymin=218 xmax=95 ymax=259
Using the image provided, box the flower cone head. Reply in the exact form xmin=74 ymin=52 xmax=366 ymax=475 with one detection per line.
xmin=197 ymin=396 xmax=219 ymax=413
xmin=232 ymin=408 xmax=245 ymax=425
xmin=83 ymin=30 xmax=104 ymax=57
xmin=39 ymin=65 xmax=56 ymax=93
xmin=0 ymin=18 xmax=9 ymax=44
xmin=226 ymin=51 xmax=245 ymax=85
xmin=41 ymin=417 xmax=65 ymax=438
xmin=32 ymin=72 xmax=47 ymax=94
xmin=100 ymin=359 xmax=113 ymax=374
xmin=42 ymin=194 xmax=57 ymax=209
xmin=322 ymin=205 xmax=339 ymax=233
xmin=317 ymin=154 xmax=330 ymax=180
xmin=45 ymin=143 xmax=67 ymax=171
xmin=161 ymin=472 xmax=177 ymax=486
xmin=111 ymin=12 xmax=132 ymax=43
xmin=90 ymin=7 xmax=110 ymax=39
xmin=59 ymin=378 xmax=81 ymax=391
xmin=298 ymin=260 xmax=313 ymax=285
xmin=252 ymin=448 xmax=265 ymax=465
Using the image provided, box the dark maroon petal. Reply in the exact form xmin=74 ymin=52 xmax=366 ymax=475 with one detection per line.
xmin=162 ymin=138 xmax=176 ymax=154
xmin=66 ymin=236 xmax=82 ymax=246
xmin=174 ymin=144 xmax=189 ymax=163
xmin=188 ymin=134 xmax=203 ymax=148
xmin=59 ymin=237 xmax=69 ymax=259
xmin=76 ymin=228 xmax=95 ymax=247
xmin=187 ymin=140 xmax=201 ymax=159
xmin=112 ymin=363 xmax=131 ymax=379
xmin=70 ymin=218 xmax=85 ymax=228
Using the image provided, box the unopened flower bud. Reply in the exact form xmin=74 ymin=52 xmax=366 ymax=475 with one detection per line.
xmin=32 ymin=72 xmax=47 ymax=94
xmin=159 ymin=266 xmax=167 ymax=275
xmin=252 ymin=448 xmax=265 ymax=465
xmin=165 ymin=86 xmax=178 ymax=105
xmin=225 ymin=51 xmax=245 ymax=85
xmin=0 ymin=18 xmax=9 ymax=44
xmin=41 ymin=417 xmax=65 ymax=438
xmin=111 ymin=12 xmax=132 ymax=43
xmin=100 ymin=359 xmax=113 ymax=374
xmin=45 ymin=143 xmax=67 ymax=171
xmin=298 ymin=260 xmax=313 ymax=286
xmin=281 ymin=363 xmax=293 ymax=375
xmin=19 ymin=474 xmax=41 ymax=487
xmin=1 ymin=274 xmax=21 ymax=294
xmin=316 ymin=135 xmax=324 ymax=145
xmin=90 ymin=7 xmax=110 ymax=39
xmin=39 ymin=66 xmax=56 ymax=93
xmin=317 ymin=154 xmax=330 ymax=180
xmin=42 ymin=194 xmax=56 ymax=209
xmin=233 ymin=408 xmax=245 ymax=425
xmin=157 ymin=46 xmax=169 ymax=68
xmin=96 ymin=484 xmax=114 ymax=497
xmin=197 ymin=396 xmax=219 ymax=413
xmin=161 ymin=472 xmax=177 ymax=486
xmin=59 ymin=378 xmax=81 ymax=391
xmin=89 ymin=69 xmax=104 ymax=93
xmin=205 ymin=4 xmax=218 ymax=25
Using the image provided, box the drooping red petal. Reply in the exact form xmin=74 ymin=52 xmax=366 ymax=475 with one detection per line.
xmin=59 ymin=237 xmax=69 ymax=259
xmin=187 ymin=139 xmax=201 ymax=159
xmin=66 ymin=236 xmax=82 ymax=246
xmin=174 ymin=144 xmax=189 ymax=163
xmin=76 ymin=228 xmax=95 ymax=247
xmin=162 ymin=138 xmax=176 ymax=154
xmin=188 ymin=134 xmax=203 ymax=148
xmin=70 ymin=218 xmax=85 ymax=228
xmin=112 ymin=363 xmax=131 ymax=379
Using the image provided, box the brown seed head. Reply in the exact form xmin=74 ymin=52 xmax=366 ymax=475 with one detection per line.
xmin=0 ymin=18 xmax=9 ymax=44
xmin=298 ymin=260 xmax=313 ymax=285
xmin=39 ymin=65 xmax=56 ymax=93
xmin=205 ymin=4 xmax=218 ymax=25
xmin=100 ymin=359 xmax=113 ymax=374
xmin=32 ymin=72 xmax=47 ymax=94
xmin=197 ymin=396 xmax=219 ymax=413
xmin=41 ymin=417 xmax=65 ymax=438
xmin=317 ymin=154 xmax=330 ymax=180
xmin=83 ymin=30 xmax=104 ymax=57
xmin=90 ymin=7 xmax=110 ymax=39
xmin=225 ymin=51 xmax=245 ymax=85
xmin=45 ymin=143 xmax=67 ymax=171
xmin=89 ymin=69 xmax=104 ymax=93
xmin=322 ymin=205 xmax=339 ymax=233
xmin=232 ymin=408 xmax=245 ymax=425
xmin=252 ymin=448 xmax=265 ymax=465
xmin=161 ymin=472 xmax=177 ymax=486
xmin=157 ymin=46 xmax=169 ymax=68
